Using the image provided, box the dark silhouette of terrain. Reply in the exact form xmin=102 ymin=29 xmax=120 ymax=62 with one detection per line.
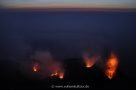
xmin=0 ymin=58 xmax=135 ymax=90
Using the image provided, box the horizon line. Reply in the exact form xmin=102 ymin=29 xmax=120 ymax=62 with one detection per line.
xmin=1 ymin=7 xmax=136 ymax=12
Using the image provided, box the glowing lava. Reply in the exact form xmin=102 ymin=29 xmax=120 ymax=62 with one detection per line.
xmin=85 ymin=59 xmax=95 ymax=68
xmin=32 ymin=63 xmax=40 ymax=72
xmin=51 ymin=70 xmax=64 ymax=79
xmin=51 ymin=71 xmax=58 ymax=77
xmin=105 ymin=52 xmax=119 ymax=79
xmin=58 ymin=72 xmax=64 ymax=79
xmin=83 ymin=52 xmax=97 ymax=68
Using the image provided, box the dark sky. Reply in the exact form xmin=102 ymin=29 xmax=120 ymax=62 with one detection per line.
xmin=0 ymin=10 xmax=136 ymax=78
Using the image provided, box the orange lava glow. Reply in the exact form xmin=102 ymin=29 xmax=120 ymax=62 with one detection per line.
xmin=58 ymin=72 xmax=64 ymax=79
xmin=51 ymin=70 xmax=64 ymax=79
xmin=51 ymin=71 xmax=58 ymax=77
xmin=105 ymin=53 xmax=119 ymax=79
xmin=32 ymin=63 xmax=39 ymax=72
xmin=85 ymin=59 xmax=95 ymax=68
xmin=83 ymin=53 xmax=96 ymax=68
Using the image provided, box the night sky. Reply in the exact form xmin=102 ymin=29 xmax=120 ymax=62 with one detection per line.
xmin=0 ymin=9 xmax=136 ymax=82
